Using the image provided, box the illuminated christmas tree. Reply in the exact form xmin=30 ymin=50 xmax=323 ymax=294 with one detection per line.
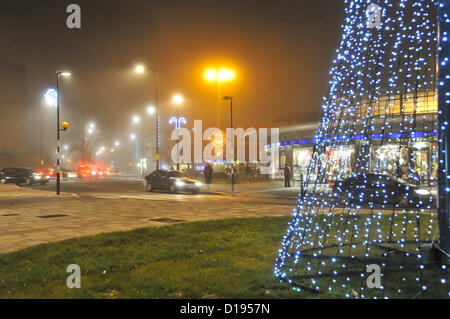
xmin=275 ymin=0 xmax=449 ymax=298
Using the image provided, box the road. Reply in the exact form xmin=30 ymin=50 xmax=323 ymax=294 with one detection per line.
xmin=30 ymin=176 xmax=301 ymax=205
xmin=0 ymin=177 xmax=299 ymax=253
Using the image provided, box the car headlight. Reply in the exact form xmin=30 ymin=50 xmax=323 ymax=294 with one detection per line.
xmin=33 ymin=175 xmax=41 ymax=180
xmin=415 ymin=189 xmax=430 ymax=196
xmin=195 ymin=182 xmax=202 ymax=187
xmin=175 ymin=180 xmax=185 ymax=187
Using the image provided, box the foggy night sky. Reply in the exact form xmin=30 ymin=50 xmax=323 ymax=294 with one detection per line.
xmin=0 ymin=0 xmax=344 ymax=157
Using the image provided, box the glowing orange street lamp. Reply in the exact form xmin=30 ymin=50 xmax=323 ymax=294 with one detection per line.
xmin=205 ymin=68 xmax=235 ymax=129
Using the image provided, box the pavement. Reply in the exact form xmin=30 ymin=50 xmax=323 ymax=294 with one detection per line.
xmin=0 ymin=177 xmax=298 ymax=254
xmin=0 ymin=177 xmax=437 ymax=254
xmin=0 ymin=184 xmax=79 ymax=205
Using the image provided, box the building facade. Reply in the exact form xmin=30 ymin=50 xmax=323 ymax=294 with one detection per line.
xmin=269 ymin=91 xmax=438 ymax=186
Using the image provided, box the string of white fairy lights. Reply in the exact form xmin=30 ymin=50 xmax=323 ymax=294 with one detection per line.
xmin=274 ymin=0 xmax=448 ymax=298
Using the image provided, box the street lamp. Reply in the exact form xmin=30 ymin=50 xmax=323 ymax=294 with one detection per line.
xmin=44 ymin=89 xmax=58 ymax=108
xmin=169 ymin=116 xmax=187 ymax=171
xmin=132 ymin=115 xmax=141 ymax=124
xmin=41 ymin=88 xmax=58 ymax=166
xmin=147 ymin=105 xmax=156 ymax=115
xmin=83 ymin=122 xmax=98 ymax=163
xmin=172 ymin=95 xmax=184 ymax=170
xmin=205 ymin=68 xmax=235 ymax=129
xmin=132 ymin=114 xmax=145 ymax=176
xmin=173 ymin=94 xmax=183 ymax=105
xmin=135 ymin=65 xmax=145 ymax=74
xmin=134 ymin=64 xmax=160 ymax=170
xmin=56 ymin=71 xmax=71 ymax=195
xmin=223 ymin=96 xmax=235 ymax=192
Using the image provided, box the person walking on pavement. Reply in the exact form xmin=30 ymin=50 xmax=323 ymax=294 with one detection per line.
xmin=246 ymin=164 xmax=253 ymax=184
xmin=204 ymin=163 xmax=213 ymax=190
xmin=284 ymin=163 xmax=292 ymax=188
xmin=229 ymin=165 xmax=236 ymax=193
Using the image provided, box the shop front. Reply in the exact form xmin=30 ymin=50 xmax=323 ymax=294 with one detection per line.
xmin=369 ymin=138 xmax=438 ymax=184
xmin=271 ymin=134 xmax=438 ymax=185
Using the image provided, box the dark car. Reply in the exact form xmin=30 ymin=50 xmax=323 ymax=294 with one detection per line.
xmin=332 ymin=173 xmax=435 ymax=208
xmin=144 ymin=170 xmax=202 ymax=194
xmin=0 ymin=167 xmax=50 ymax=186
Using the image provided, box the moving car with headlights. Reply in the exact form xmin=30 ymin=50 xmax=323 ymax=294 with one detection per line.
xmin=0 ymin=168 xmax=50 ymax=186
xmin=332 ymin=173 xmax=435 ymax=208
xmin=144 ymin=170 xmax=202 ymax=194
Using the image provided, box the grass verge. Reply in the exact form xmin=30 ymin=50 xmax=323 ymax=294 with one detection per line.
xmin=0 ymin=217 xmax=302 ymax=299
xmin=0 ymin=216 xmax=447 ymax=299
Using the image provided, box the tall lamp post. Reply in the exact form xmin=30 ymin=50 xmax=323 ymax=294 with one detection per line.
xmin=172 ymin=94 xmax=184 ymax=171
xmin=132 ymin=115 xmax=143 ymax=176
xmin=205 ymin=68 xmax=235 ymax=129
xmin=56 ymin=71 xmax=71 ymax=195
xmin=135 ymin=65 xmax=160 ymax=170
xmin=223 ymin=96 xmax=235 ymax=193
xmin=168 ymin=117 xmax=187 ymax=171
xmin=43 ymin=89 xmax=58 ymax=166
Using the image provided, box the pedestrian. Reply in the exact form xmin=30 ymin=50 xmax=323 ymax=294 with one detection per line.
xmin=204 ymin=163 xmax=213 ymax=190
xmin=246 ymin=164 xmax=253 ymax=184
xmin=284 ymin=164 xmax=292 ymax=188
xmin=230 ymin=165 xmax=236 ymax=193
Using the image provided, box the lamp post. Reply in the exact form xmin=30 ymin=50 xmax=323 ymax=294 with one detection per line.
xmin=223 ymin=96 xmax=235 ymax=193
xmin=42 ymin=89 xmax=58 ymax=166
xmin=130 ymin=133 xmax=138 ymax=173
xmin=83 ymin=122 xmax=97 ymax=162
xmin=205 ymin=68 xmax=235 ymax=129
xmin=132 ymin=115 xmax=144 ymax=176
xmin=135 ymin=65 xmax=160 ymax=170
xmin=146 ymin=105 xmax=157 ymax=171
xmin=169 ymin=116 xmax=188 ymax=171
xmin=56 ymin=71 xmax=71 ymax=195
xmin=172 ymin=95 xmax=184 ymax=170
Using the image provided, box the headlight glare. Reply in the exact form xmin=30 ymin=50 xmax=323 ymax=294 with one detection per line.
xmin=415 ymin=189 xmax=430 ymax=196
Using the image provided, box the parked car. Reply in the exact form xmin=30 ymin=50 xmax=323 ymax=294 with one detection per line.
xmin=144 ymin=170 xmax=202 ymax=194
xmin=332 ymin=173 xmax=435 ymax=208
xmin=0 ymin=167 xmax=50 ymax=186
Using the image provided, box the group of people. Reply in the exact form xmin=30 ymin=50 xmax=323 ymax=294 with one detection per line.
xmin=203 ymin=163 xmax=255 ymax=190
